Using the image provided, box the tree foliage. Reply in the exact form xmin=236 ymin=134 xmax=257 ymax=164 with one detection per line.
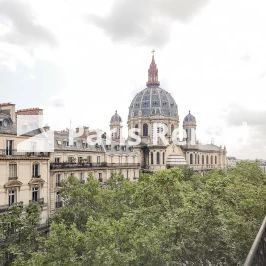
xmin=11 ymin=162 xmax=266 ymax=265
xmin=0 ymin=203 xmax=41 ymax=265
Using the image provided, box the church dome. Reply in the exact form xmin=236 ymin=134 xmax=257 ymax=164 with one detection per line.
xmin=110 ymin=111 xmax=122 ymax=124
xmin=183 ymin=111 xmax=196 ymax=126
xmin=129 ymin=87 xmax=178 ymax=118
xmin=128 ymin=53 xmax=178 ymax=118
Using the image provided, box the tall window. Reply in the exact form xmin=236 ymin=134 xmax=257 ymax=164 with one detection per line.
xmin=55 ymin=157 xmax=60 ymax=163
xmin=143 ymin=124 xmax=148 ymax=137
xmin=190 ymin=154 xmax=193 ymax=165
xmin=56 ymin=191 xmax=62 ymax=208
xmin=32 ymin=163 xmax=40 ymax=177
xmin=6 ymin=140 xmax=14 ymax=155
xmin=97 ymin=156 xmax=101 ymax=164
xmin=206 ymin=155 xmax=209 ymax=165
xmin=211 ymin=156 xmax=213 ymax=165
xmin=150 ymin=152 xmax=154 ymax=165
xmin=87 ymin=156 xmax=92 ymax=163
xmin=215 ymin=156 xmax=217 ymax=165
xmin=198 ymin=155 xmax=200 ymax=165
xmin=8 ymin=189 xmax=17 ymax=206
xmin=56 ymin=191 xmax=61 ymax=202
xmin=56 ymin=174 xmax=61 ymax=187
xmin=98 ymin=173 xmax=103 ymax=182
xmin=202 ymin=155 xmax=205 ymax=165
xmin=163 ymin=152 xmax=165 ymax=164
xmin=156 ymin=152 xmax=160 ymax=165
xmin=9 ymin=164 xmax=17 ymax=179
xmin=80 ymin=172 xmax=85 ymax=182
xmin=32 ymin=187 xmax=39 ymax=202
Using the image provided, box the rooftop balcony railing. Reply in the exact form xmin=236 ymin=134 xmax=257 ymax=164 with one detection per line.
xmin=0 ymin=149 xmax=50 ymax=157
xmin=50 ymin=162 xmax=140 ymax=170
xmin=244 ymin=216 xmax=266 ymax=266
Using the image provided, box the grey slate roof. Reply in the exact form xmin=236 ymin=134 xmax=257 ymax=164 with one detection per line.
xmin=110 ymin=111 xmax=122 ymax=124
xmin=183 ymin=111 xmax=196 ymax=125
xmin=128 ymin=86 xmax=178 ymax=118
xmin=183 ymin=143 xmax=222 ymax=152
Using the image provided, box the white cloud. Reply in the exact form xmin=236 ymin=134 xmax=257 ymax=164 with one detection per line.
xmin=1 ymin=0 xmax=266 ymax=159
xmin=89 ymin=0 xmax=209 ymax=47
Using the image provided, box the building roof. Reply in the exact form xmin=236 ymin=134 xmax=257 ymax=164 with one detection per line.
xmin=16 ymin=108 xmax=43 ymax=115
xmin=128 ymin=54 xmax=178 ymax=119
xmin=129 ymin=87 xmax=178 ymax=118
xmin=183 ymin=143 xmax=223 ymax=152
xmin=183 ymin=111 xmax=196 ymax=126
xmin=110 ymin=110 xmax=122 ymax=124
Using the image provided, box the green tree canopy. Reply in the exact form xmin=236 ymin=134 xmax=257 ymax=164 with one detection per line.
xmin=13 ymin=162 xmax=266 ymax=265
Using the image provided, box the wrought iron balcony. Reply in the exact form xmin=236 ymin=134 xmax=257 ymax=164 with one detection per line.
xmin=0 ymin=202 xmax=23 ymax=213
xmin=8 ymin=176 xmax=18 ymax=180
xmin=55 ymin=201 xmax=63 ymax=208
xmin=0 ymin=149 xmax=50 ymax=157
xmin=38 ymin=198 xmax=44 ymax=205
xmin=50 ymin=162 xmax=140 ymax=170
xmin=56 ymin=181 xmax=63 ymax=187
xmin=244 ymin=216 xmax=266 ymax=266
xmin=37 ymin=221 xmax=50 ymax=233
xmin=29 ymin=198 xmax=44 ymax=205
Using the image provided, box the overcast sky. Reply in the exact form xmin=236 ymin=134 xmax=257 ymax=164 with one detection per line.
xmin=1 ymin=0 xmax=266 ymax=159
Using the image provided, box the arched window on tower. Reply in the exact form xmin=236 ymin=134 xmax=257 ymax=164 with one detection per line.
xmin=143 ymin=123 xmax=148 ymax=137
xmin=206 ymin=155 xmax=209 ymax=165
xmin=190 ymin=154 xmax=193 ymax=165
xmin=157 ymin=152 xmax=160 ymax=165
xmin=171 ymin=124 xmax=174 ymax=134
xmin=150 ymin=152 xmax=153 ymax=165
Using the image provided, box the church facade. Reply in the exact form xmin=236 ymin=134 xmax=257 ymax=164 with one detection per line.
xmin=115 ymin=54 xmax=227 ymax=172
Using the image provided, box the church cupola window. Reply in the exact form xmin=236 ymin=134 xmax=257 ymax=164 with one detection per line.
xmin=156 ymin=152 xmax=160 ymax=165
xmin=143 ymin=124 xmax=148 ymax=137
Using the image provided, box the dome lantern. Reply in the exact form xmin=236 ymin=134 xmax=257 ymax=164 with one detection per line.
xmin=110 ymin=110 xmax=122 ymax=125
xmin=183 ymin=110 xmax=196 ymax=126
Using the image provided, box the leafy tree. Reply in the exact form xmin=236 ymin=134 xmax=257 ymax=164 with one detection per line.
xmin=0 ymin=203 xmax=41 ymax=265
xmin=14 ymin=162 xmax=266 ymax=265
